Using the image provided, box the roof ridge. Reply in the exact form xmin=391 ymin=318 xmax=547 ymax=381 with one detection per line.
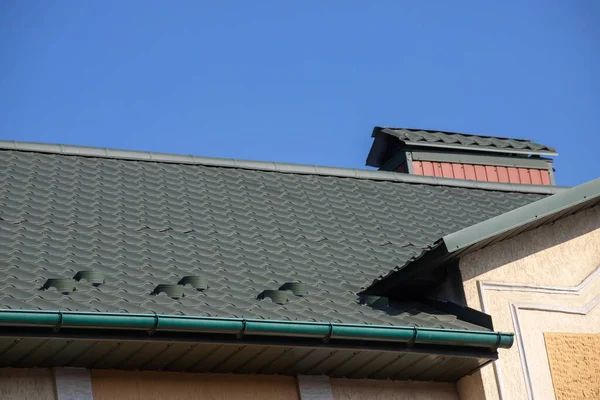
xmin=0 ymin=140 xmax=567 ymax=195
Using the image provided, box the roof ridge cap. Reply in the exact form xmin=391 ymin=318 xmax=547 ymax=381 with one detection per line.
xmin=0 ymin=140 xmax=568 ymax=195
xmin=378 ymin=127 xmax=534 ymax=143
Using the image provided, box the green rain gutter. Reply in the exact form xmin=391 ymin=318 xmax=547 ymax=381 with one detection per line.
xmin=0 ymin=310 xmax=513 ymax=350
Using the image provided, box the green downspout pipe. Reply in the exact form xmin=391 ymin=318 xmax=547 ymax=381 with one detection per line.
xmin=0 ymin=310 xmax=513 ymax=350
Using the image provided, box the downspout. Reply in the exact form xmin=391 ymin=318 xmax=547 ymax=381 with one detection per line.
xmin=0 ymin=310 xmax=514 ymax=350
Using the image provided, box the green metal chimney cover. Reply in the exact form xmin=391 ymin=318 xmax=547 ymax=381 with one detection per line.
xmin=178 ymin=276 xmax=208 ymax=291
xmin=258 ymin=290 xmax=289 ymax=305
xmin=152 ymin=284 xmax=184 ymax=299
xmin=73 ymin=271 xmax=105 ymax=286
xmin=42 ymin=279 xmax=76 ymax=295
xmin=279 ymin=282 xmax=308 ymax=296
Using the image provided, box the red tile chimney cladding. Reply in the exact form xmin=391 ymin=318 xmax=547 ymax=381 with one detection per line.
xmin=407 ymin=161 xmax=552 ymax=185
xmin=367 ymin=127 xmax=558 ymax=186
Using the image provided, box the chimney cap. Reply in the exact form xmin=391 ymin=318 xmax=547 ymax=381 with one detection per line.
xmin=367 ymin=127 xmax=557 ymax=168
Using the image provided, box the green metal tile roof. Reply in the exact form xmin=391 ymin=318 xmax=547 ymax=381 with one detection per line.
xmin=0 ymin=142 xmax=552 ymax=331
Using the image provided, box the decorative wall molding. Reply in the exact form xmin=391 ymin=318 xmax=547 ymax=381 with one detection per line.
xmin=510 ymin=296 xmax=600 ymax=400
xmin=477 ymin=264 xmax=600 ymax=400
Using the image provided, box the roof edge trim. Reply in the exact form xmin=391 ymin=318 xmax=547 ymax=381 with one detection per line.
xmin=443 ymin=177 xmax=600 ymax=251
xmin=0 ymin=140 xmax=567 ymax=194
xmin=0 ymin=309 xmax=514 ymax=350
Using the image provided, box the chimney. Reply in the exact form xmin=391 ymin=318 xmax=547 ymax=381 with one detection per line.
xmin=366 ymin=128 xmax=558 ymax=185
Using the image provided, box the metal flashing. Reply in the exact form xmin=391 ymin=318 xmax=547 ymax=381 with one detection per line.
xmin=279 ymin=282 xmax=309 ymax=296
xmin=73 ymin=271 xmax=105 ymax=286
xmin=178 ymin=276 xmax=208 ymax=291
xmin=409 ymin=150 xmax=553 ymax=169
xmin=403 ymin=140 xmax=558 ymax=157
xmin=42 ymin=279 xmax=76 ymax=295
xmin=405 ymin=151 xmax=415 ymax=174
xmin=152 ymin=284 xmax=184 ymax=299
xmin=258 ymin=290 xmax=289 ymax=305
xmin=548 ymin=163 xmax=557 ymax=186
xmin=358 ymin=296 xmax=389 ymax=309
xmin=0 ymin=140 xmax=566 ymax=194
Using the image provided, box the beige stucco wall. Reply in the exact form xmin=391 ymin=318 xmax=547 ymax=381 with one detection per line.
xmin=91 ymin=370 xmax=299 ymax=400
xmin=0 ymin=368 xmax=56 ymax=400
xmin=544 ymin=333 xmax=600 ymax=400
xmin=331 ymin=379 xmax=459 ymax=400
xmin=458 ymin=205 xmax=600 ymax=400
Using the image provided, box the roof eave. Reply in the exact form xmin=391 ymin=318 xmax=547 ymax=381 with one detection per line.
xmin=0 ymin=309 xmax=514 ymax=350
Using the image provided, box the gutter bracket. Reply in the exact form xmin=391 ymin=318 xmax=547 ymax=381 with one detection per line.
xmin=236 ymin=319 xmax=247 ymax=339
xmin=53 ymin=311 xmax=64 ymax=333
xmin=322 ymin=322 xmax=334 ymax=343
xmin=495 ymin=332 xmax=502 ymax=349
xmin=406 ymin=327 xmax=418 ymax=347
xmin=148 ymin=312 xmax=160 ymax=336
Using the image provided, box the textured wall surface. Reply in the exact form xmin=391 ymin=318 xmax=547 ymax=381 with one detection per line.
xmin=298 ymin=375 xmax=334 ymax=400
xmin=91 ymin=370 xmax=299 ymax=400
xmin=458 ymin=205 xmax=600 ymax=400
xmin=545 ymin=333 xmax=600 ymax=400
xmin=456 ymin=371 xmax=487 ymax=400
xmin=54 ymin=367 xmax=93 ymax=400
xmin=461 ymin=206 xmax=600 ymax=289
xmin=330 ymin=379 xmax=458 ymax=400
xmin=0 ymin=368 xmax=56 ymax=400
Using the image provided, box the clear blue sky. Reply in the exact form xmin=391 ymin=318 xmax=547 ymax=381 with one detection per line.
xmin=1 ymin=1 xmax=598 ymax=186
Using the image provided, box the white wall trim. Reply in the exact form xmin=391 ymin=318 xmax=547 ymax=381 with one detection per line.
xmin=479 ymin=266 xmax=600 ymax=295
xmin=297 ymin=375 xmax=334 ymax=400
xmin=477 ymin=264 xmax=600 ymax=400
xmin=54 ymin=367 xmax=94 ymax=400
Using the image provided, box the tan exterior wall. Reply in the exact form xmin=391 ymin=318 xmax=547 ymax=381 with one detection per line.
xmin=331 ymin=379 xmax=459 ymax=400
xmin=91 ymin=371 xmax=461 ymax=400
xmin=544 ymin=333 xmax=600 ymax=400
xmin=0 ymin=369 xmax=462 ymax=400
xmin=458 ymin=205 xmax=600 ymax=400
xmin=0 ymin=368 xmax=56 ymax=400
xmin=91 ymin=370 xmax=299 ymax=400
